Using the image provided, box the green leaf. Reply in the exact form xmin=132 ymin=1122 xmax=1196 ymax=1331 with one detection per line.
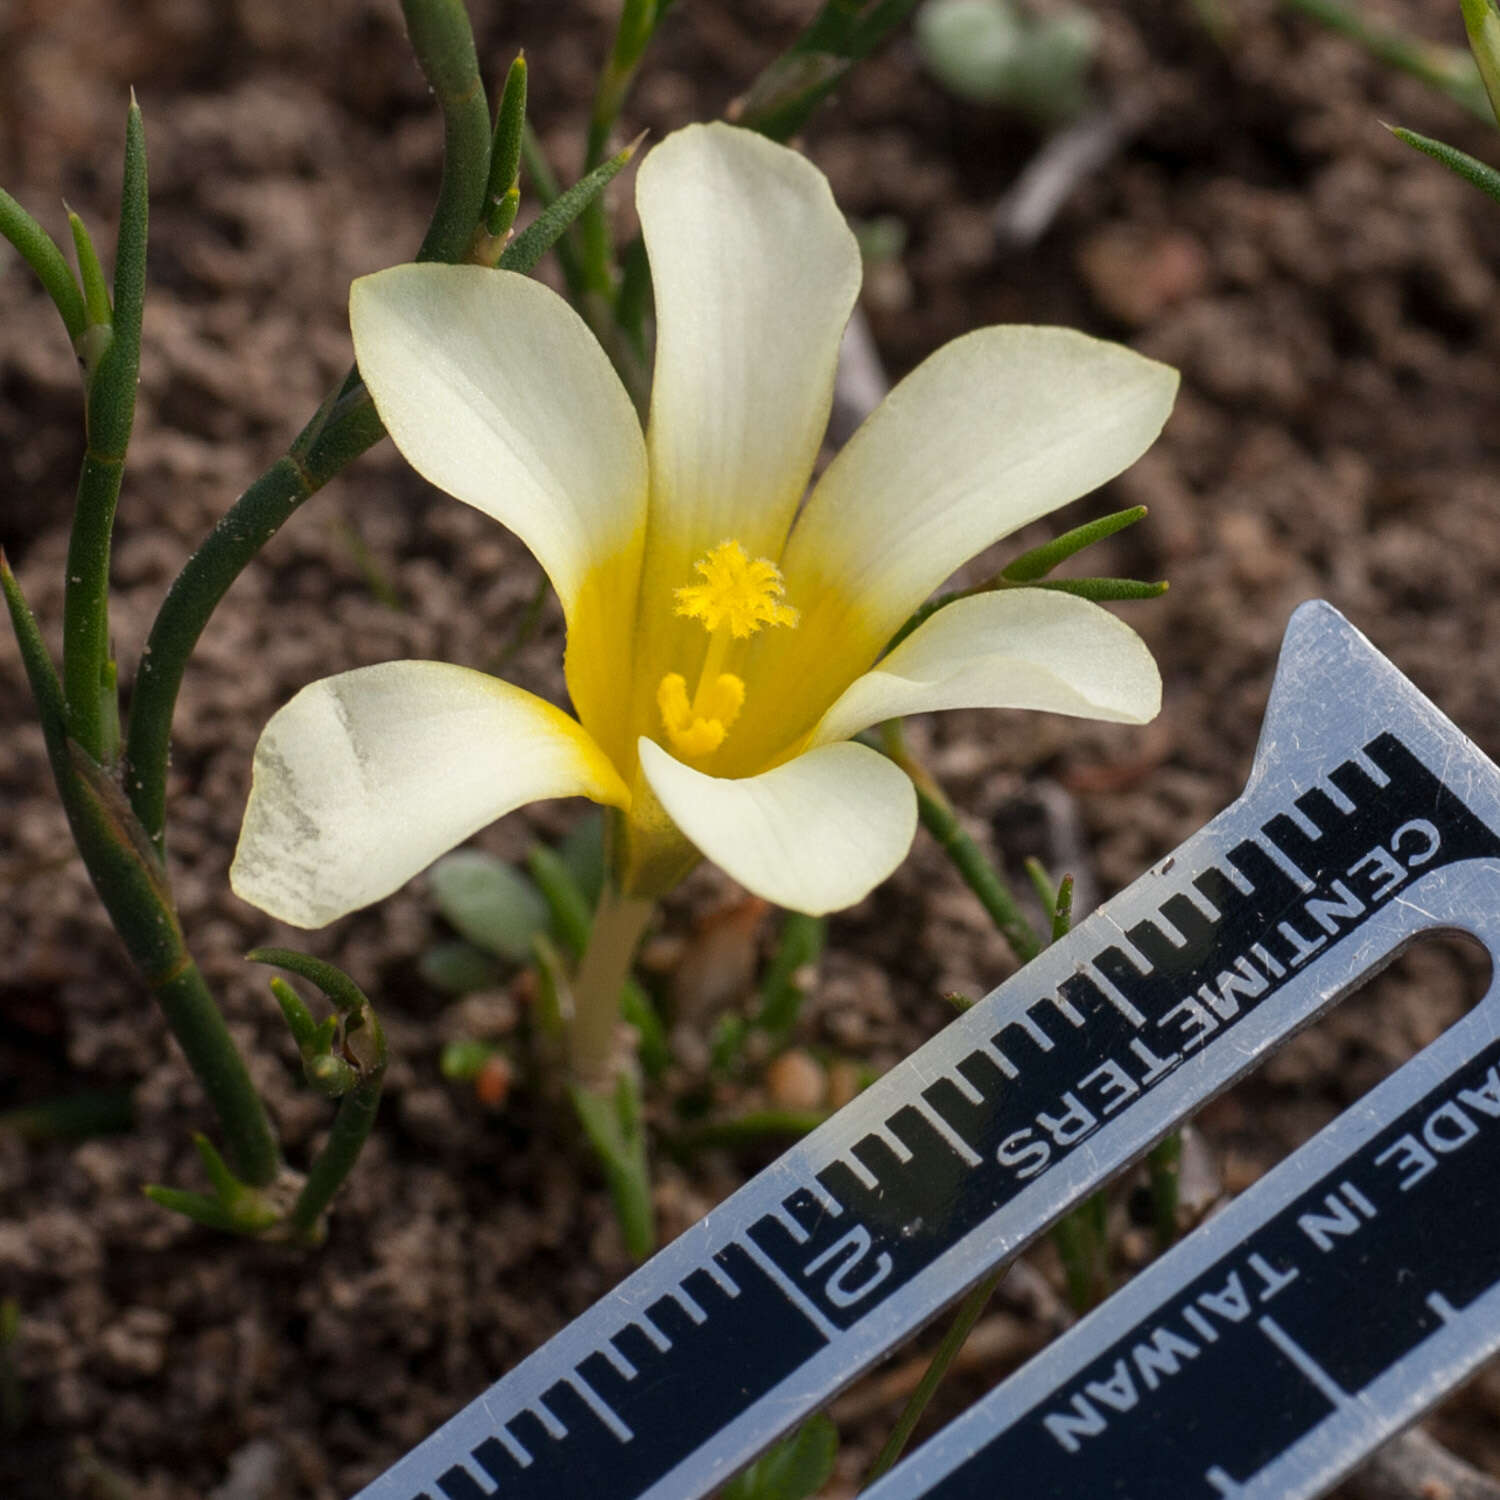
xmin=734 ymin=0 xmax=920 ymax=141
xmin=1390 ymin=125 xmax=1500 ymax=205
xmin=66 ymin=211 xmax=112 ymax=330
xmin=428 ymin=850 xmax=550 ymax=962
xmin=1020 ymin=576 xmax=1169 ymax=602
xmin=500 ymin=137 xmax=642 ymax=276
xmin=916 ymin=0 xmax=1098 ymax=125
xmin=0 ymin=187 xmax=87 ymax=341
xmin=1461 ymin=0 xmax=1500 ymax=125
xmin=527 ymin=843 xmax=594 ymax=958
xmin=720 ymin=1414 xmax=839 ymax=1500
xmin=621 ymin=978 xmax=669 ymax=1077
xmin=486 ymin=53 xmax=529 ymax=222
xmin=1001 ymin=505 xmax=1148 ymax=581
xmin=419 ymin=939 xmax=504 ymax=994
xmin=247 ymin=946 xmax=371 ymax=1016
xmin=570 ymin=1078 xmax=655 ymax=1260
xmin=269 ymin=975 xmax=319 ymax=1050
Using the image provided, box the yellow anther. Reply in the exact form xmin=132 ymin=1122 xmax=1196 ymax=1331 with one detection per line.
xmin=675 ymin=540 xmax=799 ymax=639
xmin=657 ymin=670 xmax=746 ymax=759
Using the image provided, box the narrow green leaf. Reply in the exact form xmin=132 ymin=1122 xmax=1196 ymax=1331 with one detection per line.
xmin=246 ymin=947 xmax=370 ymax=1016
xmin=1051 ymin=872 xmax=1075 ymax=943
xmin=1001 ymin=505 xmax=1148 ymax=581
xmin=734 ymin=0 xmax=920 ymax=141
xmin=500 ymin=138 xmax=642 ymax=277
xmin=191 ymin=1131 xmax=241 ymax=1202
xmin=1021 ymin=576 xmax=1169 ymax=602
xmin=1022 ymin=855 xmax=1058 ymax=918
xmin=90 ymin=94 xmax=148 ymax=461
xmin=519 ymin=126 xmax=587 ymax=298
xmin=754 ymin=911 xmax=825 ymax=1040
xmin=1460 ymin=0 xmax=1500 ymax=124
xmin=570 ymin=1078 xmax=655 ymax=1260
xmin=143 ymin=1184 xmax=245 ymax=1233
xmin=0 ymin=1089 xmax=133 ymax=1141
xmin=1 ymin=550 xmax=67 ymax=761
xmin=428 ymin=850 xmax=550 ymax=962
xmin=0 ymin=187 xmax=87 ymax=341
xmin=486 ymin=53 xmax=528 ymax=220
xmin=1390 ymin=125 xmax=1500 ymax=204
xmin=66 ymin=211 xmax=112 ymax=329
xmin=267 ymin=973 xmax=313 ymax=1040
xmin=527 ymin=844 xmax=594 ymax=958
xmin=722 ymin=1413 xmax=839 ymax=1500
xmin=621 ymin=977 xmax=669 ymax=1077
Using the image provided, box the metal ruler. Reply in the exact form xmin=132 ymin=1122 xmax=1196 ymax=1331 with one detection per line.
xmin=355 ymin=600 xmax=1500 ymax=1500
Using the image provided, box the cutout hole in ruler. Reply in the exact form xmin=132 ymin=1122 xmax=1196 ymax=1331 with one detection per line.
xmin=827 ymin=932 xmax=1495 ymax=1474
xmin=1199 ymin=929 xmax=1492 ymax=1190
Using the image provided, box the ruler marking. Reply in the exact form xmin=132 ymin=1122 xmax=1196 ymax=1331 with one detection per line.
xmin=1205 ymin=1466 xmax=1249 ymax=1496
xmin=673 ymin=1285 xmax=708 ymax=1326
xmin=1257 ymin=1316 xmax=1353 ymax=1410
xmin=704 ymin=1256 xmax=741 ymax=1298
xmin=737 ymin=1236 xmax=841 ymax=1342
xmin=1284 ymin=804 xmax=1323 ymax=841
xmin=873 ymin=1123 xmax=915 ymax=1166
xmin=978 ymin=1038 xmax=1020 ymax=1079
xmin=532 ymin=1398 xmax=568 ymax=1441
xmin=942 ymin=1067 xmax=986 ymax=1106
xmin=569 ymin=1371 xmax=634 ymax=1443
xmin=1320 ymin=778 xmax=1356 ymax=815
xmin=839 ymin=1152 xmax=881 ymax=1192
xmin=1086 ymin=964 xmax=1148 ymax=1026
xmin=1350 ymin=746 xmax=1391 ymax=787
xmin=495 ymin=1426 xmax=532 ymax=1467
xmin=637 ymin=1314 xmax=671 ymax=1353
xmin=1255 ymin=832 xmax=1315 ymax=892
xmin=602 ymin=1339 xmax=638 ymax=1381
xmin=911 ymin=1097 xmax=984 ymax=1167
xmin=1426 ymin=1291 xmax=1461 ymax=1325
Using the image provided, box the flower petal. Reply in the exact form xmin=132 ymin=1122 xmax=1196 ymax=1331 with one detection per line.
xmin=637 ymin=123 xmax=860 ymax=565
xmin=637 ymin=737 xmax=916 ymax=915
xmin=231 ymin=662 xmax=629 ymax=928
xmin=626 ymin=126 xmax=861 ymax=755
xmin=809 ymin=588 xmax=1162 ymax=747
xmin=736 ymin=328 xmax=1177 ymax=765
xmin=350 ymin=264 xmax=647 ymax=757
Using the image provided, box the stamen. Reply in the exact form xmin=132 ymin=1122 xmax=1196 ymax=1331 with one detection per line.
xmin=675 ymin=540 xmax=799 ymax=639
xmin=657 ymin=539 xmax=796 ymax=760
xmin=657 ymin=671 xmax=745 ymax=759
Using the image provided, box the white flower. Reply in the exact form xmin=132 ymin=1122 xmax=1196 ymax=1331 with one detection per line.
xmin=230 ymin=123 xmax=1177 ymax=927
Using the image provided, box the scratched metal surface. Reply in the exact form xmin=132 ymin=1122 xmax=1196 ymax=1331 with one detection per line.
xmin=353 ymin=601 xmax=1500 ymax=1500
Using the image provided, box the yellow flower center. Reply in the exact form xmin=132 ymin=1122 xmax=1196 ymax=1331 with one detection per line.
xmin=657 ymin=540 xmax=799 ymax=760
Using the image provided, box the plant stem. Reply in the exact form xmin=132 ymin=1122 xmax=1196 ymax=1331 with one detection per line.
xmin=861 ymin=1268 xmax=1004 ymax=1489
xmin=399 ymin=0 xmax=492 ymax=265
xmin=289 ymin=1071 xmax=384 ymax=1241
xmin=569 ymin=883 xmax=654 ymax=1086
xmin=4 ymin=553 xmax=281 ymax=1186
xmin=877 ymin=721 xmax=1042 ymax=965
xmin=123 ymin=392 xmax=384 ymax=848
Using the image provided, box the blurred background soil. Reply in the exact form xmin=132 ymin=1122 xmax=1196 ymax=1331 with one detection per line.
xmin=3 ymin=0 xmax=1500 ymax=1495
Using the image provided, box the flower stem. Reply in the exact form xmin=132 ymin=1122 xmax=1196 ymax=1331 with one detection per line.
xmin=569 ymin=883 xmax=654 ymax=1086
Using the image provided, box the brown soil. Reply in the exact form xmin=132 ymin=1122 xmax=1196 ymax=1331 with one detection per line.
xmin=4 ymin=1 xmax=1500 ymax=1496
